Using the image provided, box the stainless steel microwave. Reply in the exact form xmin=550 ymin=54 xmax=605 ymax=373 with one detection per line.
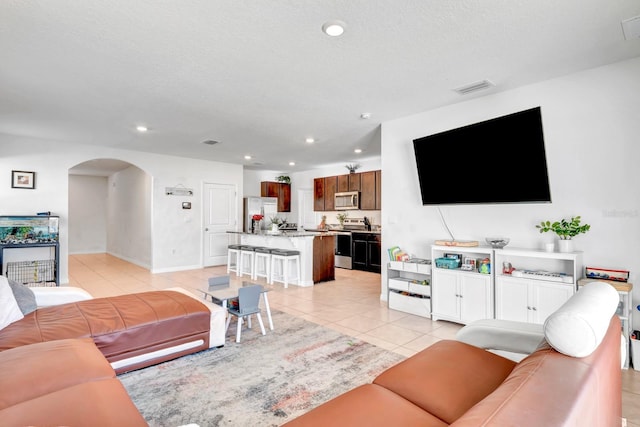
xmin=335 ymin=191 xmax=359 ymax=210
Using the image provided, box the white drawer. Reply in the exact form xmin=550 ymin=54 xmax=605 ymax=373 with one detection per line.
xmin=389 ymin=261 xmax=404 ymax=270
xmin=389 ymin=291 xmax=430 ymax=318
xmin=388 ymin=278 xmax=409 ymax=292
xmin=403 ymin=263 xmax=419 ymax=273
xmin=416 ymin=264 xmax=432 ymax=275
xmin=409 ymin=282 xmax=430 ymax=297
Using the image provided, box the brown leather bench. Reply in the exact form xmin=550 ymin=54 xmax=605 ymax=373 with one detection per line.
xmin=0 ymin=290 xmax=212 ymax=373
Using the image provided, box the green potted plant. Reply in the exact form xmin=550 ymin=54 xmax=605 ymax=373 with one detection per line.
xmin=275 ymin=175 xmax=291 ymax=184
xmin=345 ymin=163 xmax=360 ymax=174
xmin=336 ymin=212 xmax=348 ymax=228
xmin=535 ymin=216 xmax=590 ymax=252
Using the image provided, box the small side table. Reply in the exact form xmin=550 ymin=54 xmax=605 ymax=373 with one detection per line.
xmin=578 ymin=278 xmax=633 ymax=368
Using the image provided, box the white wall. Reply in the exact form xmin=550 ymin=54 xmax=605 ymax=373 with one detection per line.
xmin=0 ymin=137 xmax=243 ymax=282
xmin=106 ymin=166 xmax=152 ymax=268
xmin=381 ymin=57 xmax=640 ymax=327
xmin=68 ymin=175 xmax=108 ymax=254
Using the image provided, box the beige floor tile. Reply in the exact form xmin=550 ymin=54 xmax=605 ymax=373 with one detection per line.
xmin=334 ymin=314 xmax=388 ymax=333
xmin=363 ymin=323 xmax=424 ymax=346
xmin=402 ymin=334 xmax=443 ymax=352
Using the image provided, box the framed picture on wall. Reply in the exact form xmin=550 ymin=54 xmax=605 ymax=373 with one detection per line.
xmin=11 ymin=170 xmax=35 ymax=189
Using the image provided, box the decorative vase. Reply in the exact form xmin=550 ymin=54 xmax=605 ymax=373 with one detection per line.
xmin=557 ymin=239 xmax=573 ymax=253
xmin=252 ymin=219 xmax=261 ymax=234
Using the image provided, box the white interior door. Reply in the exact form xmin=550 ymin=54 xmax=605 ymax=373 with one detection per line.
xmin=203 ymin=183 xmax=237 ymax=266
xmin=298 ymin=188 xmax=315 ymax=230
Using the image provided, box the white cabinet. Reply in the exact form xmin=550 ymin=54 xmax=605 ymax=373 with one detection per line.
xmin=387 ymin=260 xmax=431 ymax=318
xmin=496 ymin=276 xmax=574 ymax=323
xmin=430 ymin=245 xmax=493 ymax=324
xmin=494 ymin=248 xmax=581 ymax=324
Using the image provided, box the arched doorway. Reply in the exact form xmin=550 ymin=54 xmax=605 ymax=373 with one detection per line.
xmin=68 ymin=158 xmax=153 ymax=269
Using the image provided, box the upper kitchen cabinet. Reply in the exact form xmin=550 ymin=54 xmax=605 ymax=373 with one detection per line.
xmin=314 ymin=178 xmax=325 ymax=211
xmin=261 ymin=181 xmax=291 ymax=212
xmin=314 ymin=170 xmax=381 ymax=211
xmin=359 ymin=171 xmax=382 ymax=210
xmin=337 ymin=174 xmax=349 ymax=192
xmin=348 ymin=173 xmax=361 ymax=191
xmin=375 ymin=170 xmax=381 ymax=210
xmin=324 ymin=176 xmax=337 ymax=211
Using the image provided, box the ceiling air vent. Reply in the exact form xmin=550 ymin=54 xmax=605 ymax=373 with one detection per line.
xmin=453 ymin=80 xmax=495 ymax=95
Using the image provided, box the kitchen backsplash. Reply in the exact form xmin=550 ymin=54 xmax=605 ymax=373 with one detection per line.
xmin=316 ymin=211 xmax=381 ymax=230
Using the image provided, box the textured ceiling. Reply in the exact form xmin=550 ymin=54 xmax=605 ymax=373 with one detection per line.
xmin=2 ymin=0 xmax=640 ymax=172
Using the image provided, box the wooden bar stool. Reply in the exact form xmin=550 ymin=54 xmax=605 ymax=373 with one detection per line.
xmin=269 ymin=249 xmax=301 ymax=288
xmin=227 ymin=244 xmax=242 ymax=276
xmin=253 ymin=247 xmax=272 ymax=281
xmin=239 ymin=245 xmax=256 ymax=278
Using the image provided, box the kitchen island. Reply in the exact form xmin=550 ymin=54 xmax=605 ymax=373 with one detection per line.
xmin=227 ymin=231 xmax=335 ymax=286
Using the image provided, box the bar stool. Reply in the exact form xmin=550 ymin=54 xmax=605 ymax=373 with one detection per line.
xmin=239 ymin=245 xmax=256 ymax=278
xmin=269 ymin=249 xmax=301 ymax=288
xmin=253 ymin=247 xmax=272 ymax=281
xmin=227 ymin=244 xmax=242 ymax=276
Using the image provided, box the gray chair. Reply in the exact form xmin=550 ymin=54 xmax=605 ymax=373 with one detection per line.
xmin=225 ymin=284 xmax=266 ymax=343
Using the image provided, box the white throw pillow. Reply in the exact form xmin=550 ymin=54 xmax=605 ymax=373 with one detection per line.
xmin=0 ymin=276 xmax=24 ymax=330
xmin=543 ymin=281 xmax=619 ymax=357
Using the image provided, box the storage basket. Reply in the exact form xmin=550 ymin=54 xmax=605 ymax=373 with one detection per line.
xmin=435 ymin=257 xmax=459 ymax=269
xmin=6 ymin=259 xmax=56 ymax=286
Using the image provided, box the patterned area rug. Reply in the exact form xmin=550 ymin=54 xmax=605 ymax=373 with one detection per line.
xmin=119 ymin=310 xmax=406 ymax=427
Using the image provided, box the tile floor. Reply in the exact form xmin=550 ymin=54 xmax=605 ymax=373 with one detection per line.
xmin=68 ymin=253 xmax=640 ymax=426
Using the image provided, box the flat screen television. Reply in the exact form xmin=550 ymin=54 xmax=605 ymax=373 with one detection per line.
xmin=413 ymin=106 xmax=551 ymax=205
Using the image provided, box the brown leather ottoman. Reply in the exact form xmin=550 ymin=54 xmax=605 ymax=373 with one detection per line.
xmin=0 ymin=290 xmax=211 ymax=373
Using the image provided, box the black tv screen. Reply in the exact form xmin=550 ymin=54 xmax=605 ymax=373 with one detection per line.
xmin=413 ymin=107 xmax=551 ymax=205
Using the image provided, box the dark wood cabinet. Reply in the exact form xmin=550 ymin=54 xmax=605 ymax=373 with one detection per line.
xmin=313 ymin=178 xmax=325 ymax=211
xmin=352 ymin=232 xmax=381 ymax=273
xmin=313 ymin=234 xmax=335 ymax=283
xmin=261 ymin=181 xmax=291 ymax=212
xmin=337 ymin=174 xmax=349 ymax=192
xmin=324 ymin=176 xmax=337 ymax=211
xmin=348 ymin=173 xmax=361 ymax=191
xmin=313 ymin=169 xmax=380 ymax=212
xmin=375 ymin=170 xmax=382 ymax=210
xmin=360 ymin=171 xmax=376 ymax=210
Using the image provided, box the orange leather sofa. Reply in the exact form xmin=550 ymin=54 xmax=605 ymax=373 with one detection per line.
xmin=283 ymin=282 xmax=623 ymax=427
xmin=0 ymin=338 xmax=148 ymax=426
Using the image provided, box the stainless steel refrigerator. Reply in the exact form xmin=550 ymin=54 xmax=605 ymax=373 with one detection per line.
xmin=243 ymin=197 xmax=278 ymax=232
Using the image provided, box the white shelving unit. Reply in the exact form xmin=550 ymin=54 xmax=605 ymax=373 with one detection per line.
xmin=494 ymin=248 xmax=582 ymax=325
xmin=430 ymin=245 xmax=494 ymax=325
xmin=387 ymin=260 xmax=431 ymax=318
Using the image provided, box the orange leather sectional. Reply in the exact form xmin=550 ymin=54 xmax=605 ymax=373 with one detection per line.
xmin=0 ymin=338 xmax=148 ymax=426
xmin=283 ymin=315 xmax=622 ymax=427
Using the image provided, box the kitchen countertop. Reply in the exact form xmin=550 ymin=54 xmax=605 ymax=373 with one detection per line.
xmin=304 ymin=228 xmax=381 ymax=235
xmin=227 ymin=230 xmax=339 ymax=237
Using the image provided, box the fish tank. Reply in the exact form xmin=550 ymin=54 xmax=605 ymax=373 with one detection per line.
xmin=0 ymin=216 xmax=59 ymax=244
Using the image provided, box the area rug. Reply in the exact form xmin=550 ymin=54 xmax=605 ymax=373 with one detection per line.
xmin=119 ymin=310 xmax=406 ymax=427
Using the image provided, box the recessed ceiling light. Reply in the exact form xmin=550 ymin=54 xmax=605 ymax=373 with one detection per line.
xmin=244 ymin=155 xmax=252 ymax=160
xmin=322 ymin=20 xmax=346 ymax=37
xmin=354 ymin=148 xmax=362 ymax=153
xmin=136 ymin=125 xmax=148 ymax=132
xmin=360 ymin=113 xmax=371 ymax=119
xmin=305 ymin=137 xmax=315 ymax=144
xmin=289 ymin=162 xmax=295 ymax=166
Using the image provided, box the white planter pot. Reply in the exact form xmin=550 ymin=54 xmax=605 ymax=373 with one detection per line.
xmin=557 ymin=240 xmax=573 ymax=253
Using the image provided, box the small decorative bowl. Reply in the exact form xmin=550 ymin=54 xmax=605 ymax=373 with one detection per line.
xmin=486 ymin=237 xmax=510 ymax=249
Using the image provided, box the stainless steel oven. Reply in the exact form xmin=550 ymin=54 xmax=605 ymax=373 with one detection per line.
xmin=334 ymin=232 xmax=352 ymax=269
